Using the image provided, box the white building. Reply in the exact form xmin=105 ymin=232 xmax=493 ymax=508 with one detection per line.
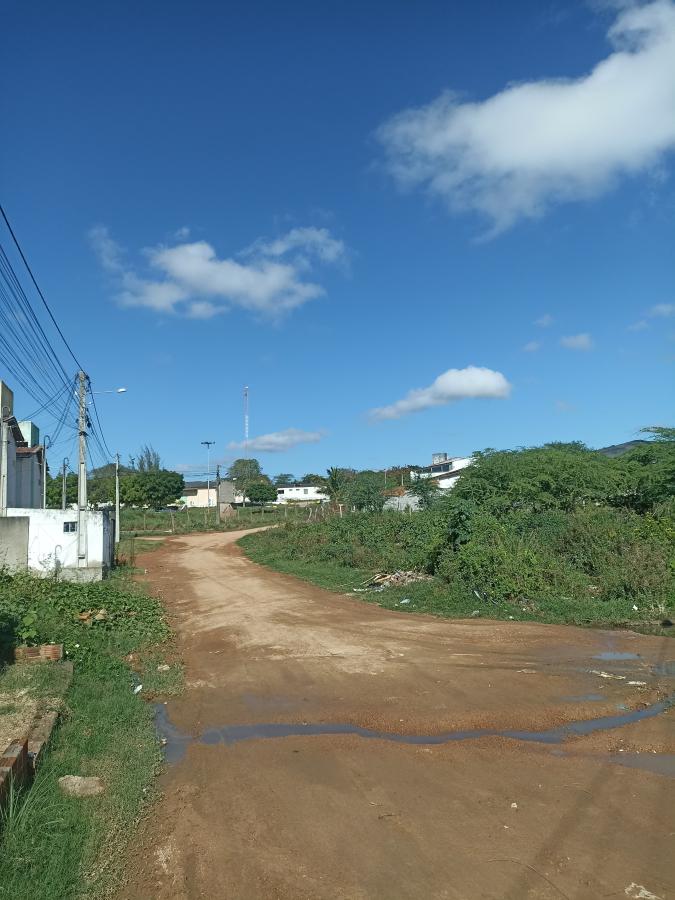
xmin=275 ymin=484 xmax=328 ymax=504
xmin=384 ymin=452 xmax=474 ymax=511
xmin=2 ymin=507 xmax=113 ymax=582
xmin=409 ymin=452 xmax=473 ymax=490
xmin=0 ymin=380 xmax=112 ymax=581
xmin=180 ymin=481 xmax=217 ymax=508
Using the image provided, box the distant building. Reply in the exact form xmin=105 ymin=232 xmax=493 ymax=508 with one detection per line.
xmin=409 ymin=452 xmax=473 ymax=490
xmin=180 ymin=481 xmax=217 ymax=508
xmin=275 ymin=484 xmax=328 ymax=504
xmin=384 ymin=452 xmax=473 ymax=511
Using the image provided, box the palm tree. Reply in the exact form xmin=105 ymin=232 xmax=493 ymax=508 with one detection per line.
xmin=325 ymin=466 xmax=346 ymax=503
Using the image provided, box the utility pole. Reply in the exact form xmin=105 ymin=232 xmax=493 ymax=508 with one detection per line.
xmin=61 ymin=458 xmax=69 ymax=511
xmin=42 ymin=434 xmax=51 ymax=509
xmin=215 ymin=463 xmax=221 ymax=524
xmin=76 ymin=371 xmax=88 ymax=566
xmin=201 ymin=440 xmax=215 ymax=513
xmin=243 ymin=386 xmax=249 ymax=459
xmin=0 ymin=412 xmax=8 ymax=517
xmin=115 ymin=452 xmax=120 ymax=545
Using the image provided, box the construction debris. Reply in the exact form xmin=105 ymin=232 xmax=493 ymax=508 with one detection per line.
xmin=359 ymin=571 xmax=432 ymax=590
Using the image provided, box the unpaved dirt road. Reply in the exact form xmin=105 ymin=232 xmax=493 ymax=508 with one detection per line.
xmin=121 ymin=530 xmax=675 ymax=900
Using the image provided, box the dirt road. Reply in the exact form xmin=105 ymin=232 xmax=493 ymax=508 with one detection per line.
xmin=121 ymin=530 xmax=675 ymax=900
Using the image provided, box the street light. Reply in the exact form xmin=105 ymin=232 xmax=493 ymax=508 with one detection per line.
xmin=201 ymin=441 xmax=215 ymax=509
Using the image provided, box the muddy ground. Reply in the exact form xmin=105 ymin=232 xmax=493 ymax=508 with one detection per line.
xmin=119 ymin=530 xmax=675 ymax=900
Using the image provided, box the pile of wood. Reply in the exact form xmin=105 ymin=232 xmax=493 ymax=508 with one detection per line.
xmin=361 ymin=570 xmax=432 ymax=589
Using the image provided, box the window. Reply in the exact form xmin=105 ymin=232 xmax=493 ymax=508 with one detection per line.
xmin=303 ymin=488 xmax=308 ymax=494
xmin=63 ymin=521 xmax=77 ymax=533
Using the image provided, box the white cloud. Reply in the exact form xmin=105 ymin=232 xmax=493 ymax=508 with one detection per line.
xmin=174 ymin=226 xmax=191 ymax=240
xmin=560 ymin=332 xmax=594 ymax=350
xmin=245 ymin=227 xmax=345 ymax=264
xmin=377 ymin=1 xmax=675 ymax=233
xmin=89 ymin=225 xmax=345 ymax=319
xmin=649 ymin=302 xmax=675 ymax=316
xmin=523 ymin=340 xmax=541 ymax=352
xmin=228 ymin=428 xmax=324 ymax=453
xmin=628 ymin=319 xmax=649 ymax=330
xmin=535 ymin=314 xmax=554 ymax=327
xmin=88 ymin=225 xmax=124 ymax=272
xmin=370 ymin=365 xmax=511 ymax=421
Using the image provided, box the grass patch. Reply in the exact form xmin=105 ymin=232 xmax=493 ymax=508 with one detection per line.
xmin=120 ymin=503 xmax=316 ymax=537
xmin=0 ymin=569 xmax=177 ymax=899
xmin=240 ymin=527 xmax=674 ymax=635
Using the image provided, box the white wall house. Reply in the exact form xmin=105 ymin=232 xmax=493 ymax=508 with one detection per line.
xmin=275 ymin=484 xmax=328 ymax=504
xmin=0 ymin=380 xmax=112 ymax=581
xmin=2 ymin=508 xmax=113 ymax=581
xmin=180 ymin=481 xmax=217 ymax=508
xmin=410 ymin=453 xmax=473 ymax=490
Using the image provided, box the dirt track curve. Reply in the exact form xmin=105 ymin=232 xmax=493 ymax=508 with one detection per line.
xmin=120 ymin=530 xmax=675 ymax=900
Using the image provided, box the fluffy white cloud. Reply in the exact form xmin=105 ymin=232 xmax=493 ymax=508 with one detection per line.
xmin=523 ymin=340 xmax=541 ymax=352
xmin=370 ymin=365 xmax=511 ymax=421
xmin=228 ymin=428 xmax=324 ymax=453
xmin=535 ymin=314 xmax=554 ymax=328
xmin=89 ymin=225 xmax=124 ymax=272
xmin=377 ymin=1 xmax=675 ymax=233
xmin=89 ymin=225 xmax=345 ymax=318
xmin=649 ymin=302 xmax=675 ymax=316
xmin=560 ymin=332 xmax=594 ymax=350
xmin=628 ymin=319 xmax=649 ymax=331
xmin=245 ymin=227 xmax=345 ymax=264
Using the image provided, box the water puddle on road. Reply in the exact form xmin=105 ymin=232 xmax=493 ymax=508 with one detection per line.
xmin=593 ymin=652 xmax=640 ymax=661
xmin=154 ymin=694 xmax=675 ymax=767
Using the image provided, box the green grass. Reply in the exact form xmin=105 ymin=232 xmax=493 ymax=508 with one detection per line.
xmin=239 ymin=531 xmax=675 ymax=635
xmin=120 ymin=503 xmax=317 ymax=536
xmin=0 ymin=570 xmax=178 ymax=899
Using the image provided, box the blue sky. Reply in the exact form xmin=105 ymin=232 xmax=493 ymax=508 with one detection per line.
xmin=2 ymin=0 xmax=674 ymax=479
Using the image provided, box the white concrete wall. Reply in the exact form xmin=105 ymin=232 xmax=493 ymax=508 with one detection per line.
xmin=181 ymin=487 xmax=217 ymax=507
xmin=4 ymin=508 xmax=112 ymax=580
xmin=275 ymin=486 xmax=328 ymax=504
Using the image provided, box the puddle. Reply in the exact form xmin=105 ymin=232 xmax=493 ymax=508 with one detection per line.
xmin=155 ymin=695 xmax=675 ymax=765
xmin=560 ymin=693 xmax=605 ymax=703
xmin=609 ymin=752 xmax=675 ymax=778
xmin=653 ymin=661 xmax=675 ymax=677
xmin=593 ymin=652 xmax=640 ymax=661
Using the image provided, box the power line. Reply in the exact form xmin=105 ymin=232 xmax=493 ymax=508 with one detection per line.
xmin=0 ymin=202 xmax=84 ymax=372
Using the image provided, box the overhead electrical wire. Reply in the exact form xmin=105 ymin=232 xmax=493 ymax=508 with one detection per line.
xmin=0 ymin=202 xmax=84 ymax=372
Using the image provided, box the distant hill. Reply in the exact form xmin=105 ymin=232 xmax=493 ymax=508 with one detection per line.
xmin=597 ymin=440 xmax=650 ymax=458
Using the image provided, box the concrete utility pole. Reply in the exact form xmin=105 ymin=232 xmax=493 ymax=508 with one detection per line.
xmin=115 ymin=451 xmax=121 ymax=544
xmin=42 ymin=434 xmax=51 ymax=509
xmin=61 ymin=458 xmax=68 ymax=510
xmin=0 ymin=414 xmax=8 ymax=517
xmin=215 ymin=464 xmax=221 ymax=524
xmin=76 ymin=371 xmax=88 ymax=566
xmin=201 ymin=441 xmax=215 ymax=510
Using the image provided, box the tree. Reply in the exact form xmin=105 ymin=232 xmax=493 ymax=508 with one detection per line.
xmin=274 ymin=473 xmax=295 ymax=486
xmin=325 ymin=467 xmax=351 ymax=503
xmin=408 ymin=476 xmax=442 ymax=509
xmin=301 ymin=473 xmax=327 ymax=488
xmin=135 ymin=471 xmax=184 ymax=508
xmin=46 ymin=473 xmax=77 ymax=508
xmin=247 ymin=481 xmax=278 ymax=504
xmin=345 ymin=471 xmax=385 ymax=511
xmin=88 ymin=475 xmax=115 ymax=505
xmin=136 ymin=444 xmax=161 ymax=472
xmin=227 ymin=458 xmax=263 ymax=501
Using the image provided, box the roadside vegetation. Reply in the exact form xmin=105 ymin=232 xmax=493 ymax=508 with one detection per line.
xmin=241 ymin=430 xmax=675 ymax=633
xmin=0 ymin=554 xmax=175 ymax=899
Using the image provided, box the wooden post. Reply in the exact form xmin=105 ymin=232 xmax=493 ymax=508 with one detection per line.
xmin=170 ymin=512 xmax=175 ymax=534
